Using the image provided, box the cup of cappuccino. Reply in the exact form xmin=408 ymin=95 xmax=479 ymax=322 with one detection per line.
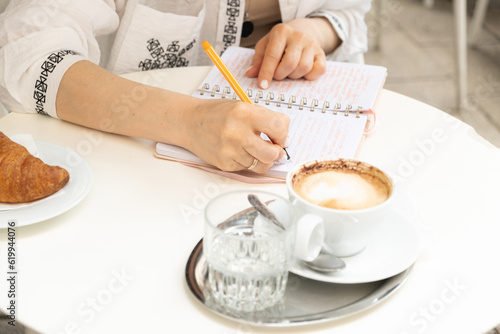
xmin=286 ymin=159 xmax=395 ymax=258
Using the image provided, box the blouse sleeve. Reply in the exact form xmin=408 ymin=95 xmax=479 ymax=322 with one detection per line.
xmin=0 ymin=1 xmax=119 ymax=118
xmin=307 ymin=0 xmax=372 ymax=62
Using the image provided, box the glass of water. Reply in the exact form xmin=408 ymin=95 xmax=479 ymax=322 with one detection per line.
xmin=203 ymin=190 xmax=295 ymax=312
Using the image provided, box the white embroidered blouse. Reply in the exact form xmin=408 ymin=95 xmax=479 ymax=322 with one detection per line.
xmin=0 ymin=0 xmax=371 ymax=118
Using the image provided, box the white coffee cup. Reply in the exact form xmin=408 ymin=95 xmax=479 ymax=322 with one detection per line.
xmin=286 ymin=159 xmax=395 ymax=258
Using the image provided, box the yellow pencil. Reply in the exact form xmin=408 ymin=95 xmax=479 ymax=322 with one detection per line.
xmin=202 ymin=41 xmax=253 ymax=105
xmin=201 ymin=41 xmax=290 ymax=160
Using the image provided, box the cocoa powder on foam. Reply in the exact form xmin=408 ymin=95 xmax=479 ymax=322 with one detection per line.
xmin=292 ymin=159 xmax=392 ymax=210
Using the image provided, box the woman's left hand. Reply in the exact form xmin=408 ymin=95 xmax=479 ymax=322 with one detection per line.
xmin=245 ymin=17 xmax=340 ymax=89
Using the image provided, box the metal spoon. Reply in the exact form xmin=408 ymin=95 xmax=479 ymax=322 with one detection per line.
xmin=247 ymin=194 xmax=286 ymax=230
xmin=304 ymin=251 xmax=346 ymax=273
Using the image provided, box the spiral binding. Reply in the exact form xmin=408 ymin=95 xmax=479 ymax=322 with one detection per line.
xmin=199 ymin=84 xmax=364 ymax=118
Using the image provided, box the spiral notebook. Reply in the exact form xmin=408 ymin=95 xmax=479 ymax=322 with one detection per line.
xmin=155 ymin=46 xmax=387 ymax=181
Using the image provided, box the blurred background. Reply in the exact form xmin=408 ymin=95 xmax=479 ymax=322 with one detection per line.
xmin=365 ymin=0 xmax=500 ymax=146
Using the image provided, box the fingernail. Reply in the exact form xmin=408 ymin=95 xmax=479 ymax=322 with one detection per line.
xmin=245 ymin=66 xmax=253 ymax=73
xmin=284 ymin=136 xmax=290 ymax=148
xmin=260 ymin=79 xmax=269 ymax=90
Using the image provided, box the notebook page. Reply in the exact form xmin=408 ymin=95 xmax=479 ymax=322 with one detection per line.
xmin=267 ymin=111 xmax=367 ymax=176
xmin=196 ymin=46 xmax=387 ymax=112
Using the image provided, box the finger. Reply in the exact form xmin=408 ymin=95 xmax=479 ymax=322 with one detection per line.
xmin=244 ymin=157 xmax=275 ymax=174
xmin=244 ymin=144 xmax=285 ymax=174
xmin=286 ymin=47 xmax=316 ymax=80
xmin=240 ymin=151 xmax=278 ymax=174
xmin=251 ymin=106 xmax=290 ymax=147
xmin=245 ymin=38 xmax=267 ymax=78
xmin=273 ymin=45 xmax=302 ymax=81
xmin=245 ymin=63 xmax=261 ymax=78
xmin=303 ymin=53 xmax=327 ymax=81
xmin=226 ymin=130 xmax=278 ymax=174
xmin=256 ymin=38 xmax=287 ymax=90
xmin=243 ymin=156 xmax=259 ymax=171
xmin=215 ymin=146 xmax=252 ymax=172
xmin=236 ymin=145 xmax=264 ymax=171
xmin=251 ymin=161 xmax=275 ymax=174
xmin=244 ymin=134 xmax=281 ymax=165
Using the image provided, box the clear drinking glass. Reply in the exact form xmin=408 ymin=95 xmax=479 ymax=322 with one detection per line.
xmin=203 ymin=190 xmax=295 ymax=312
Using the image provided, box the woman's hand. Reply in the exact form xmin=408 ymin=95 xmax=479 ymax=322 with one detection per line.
xmin=246 ymin=17 xmax=341 ymax=89
xmin=182 ymin=98 xmax=290 ymax=173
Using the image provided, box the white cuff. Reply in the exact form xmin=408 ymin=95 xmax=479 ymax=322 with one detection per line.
xmin=31 ymin=51 xmax=86 ymax=118
xmin=307 ymin=10 xmax=349 ymax=61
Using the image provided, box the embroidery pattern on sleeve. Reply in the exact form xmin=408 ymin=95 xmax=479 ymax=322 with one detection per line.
xmin=222 ymin=0 xmax=241 ymax=52
xmin=138 ymin=38 xmax=196 ymax=71
xmin=33 ymin=50 xmax=76 ymax=116
xmin=307 ymin=10 xmax=345 ymax=34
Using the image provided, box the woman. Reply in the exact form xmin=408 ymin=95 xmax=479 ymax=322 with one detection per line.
xmin=0 ymin=0 xmax=370 ymax=173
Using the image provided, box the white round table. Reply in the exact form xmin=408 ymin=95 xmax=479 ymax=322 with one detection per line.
xmin=1 ymin=66 xmax=499 ymax=334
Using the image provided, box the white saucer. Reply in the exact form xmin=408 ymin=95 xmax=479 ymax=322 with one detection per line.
xmin=0 ymin=141 xmax=93 ymax=228
xmin=290 ymin=207 xmax=421 ymax=284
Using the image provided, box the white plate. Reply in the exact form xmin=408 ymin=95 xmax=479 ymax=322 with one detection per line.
xmin=290 ymin=207 xmax=421 ymax=284
xmin=0 ymin=141 xmax=92 ymax=227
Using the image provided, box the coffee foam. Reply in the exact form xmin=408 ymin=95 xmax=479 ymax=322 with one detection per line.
xmin=292 ymin=160 xmax=392 ymax=210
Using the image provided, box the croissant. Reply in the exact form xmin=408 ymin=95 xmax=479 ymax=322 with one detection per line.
xmin=0 ymin=131 xmax=70 ymax=203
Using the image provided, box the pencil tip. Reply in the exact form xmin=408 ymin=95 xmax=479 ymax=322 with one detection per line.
xmin=284 ymin=148 xmax=290 ymax=160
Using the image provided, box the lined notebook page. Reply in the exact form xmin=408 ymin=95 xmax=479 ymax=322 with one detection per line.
xmin=196 ymin=46 xmax=387 ymax=112
xmin=266 ymin=111 xmax=367 ymax=177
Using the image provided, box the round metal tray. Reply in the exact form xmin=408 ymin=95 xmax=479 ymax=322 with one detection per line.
xmin=185 ymin=238 xmax=412 ymax=327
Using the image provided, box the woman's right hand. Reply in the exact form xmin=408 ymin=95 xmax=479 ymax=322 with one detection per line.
xmin=179 ymin=97 xmax=290 ymax=173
